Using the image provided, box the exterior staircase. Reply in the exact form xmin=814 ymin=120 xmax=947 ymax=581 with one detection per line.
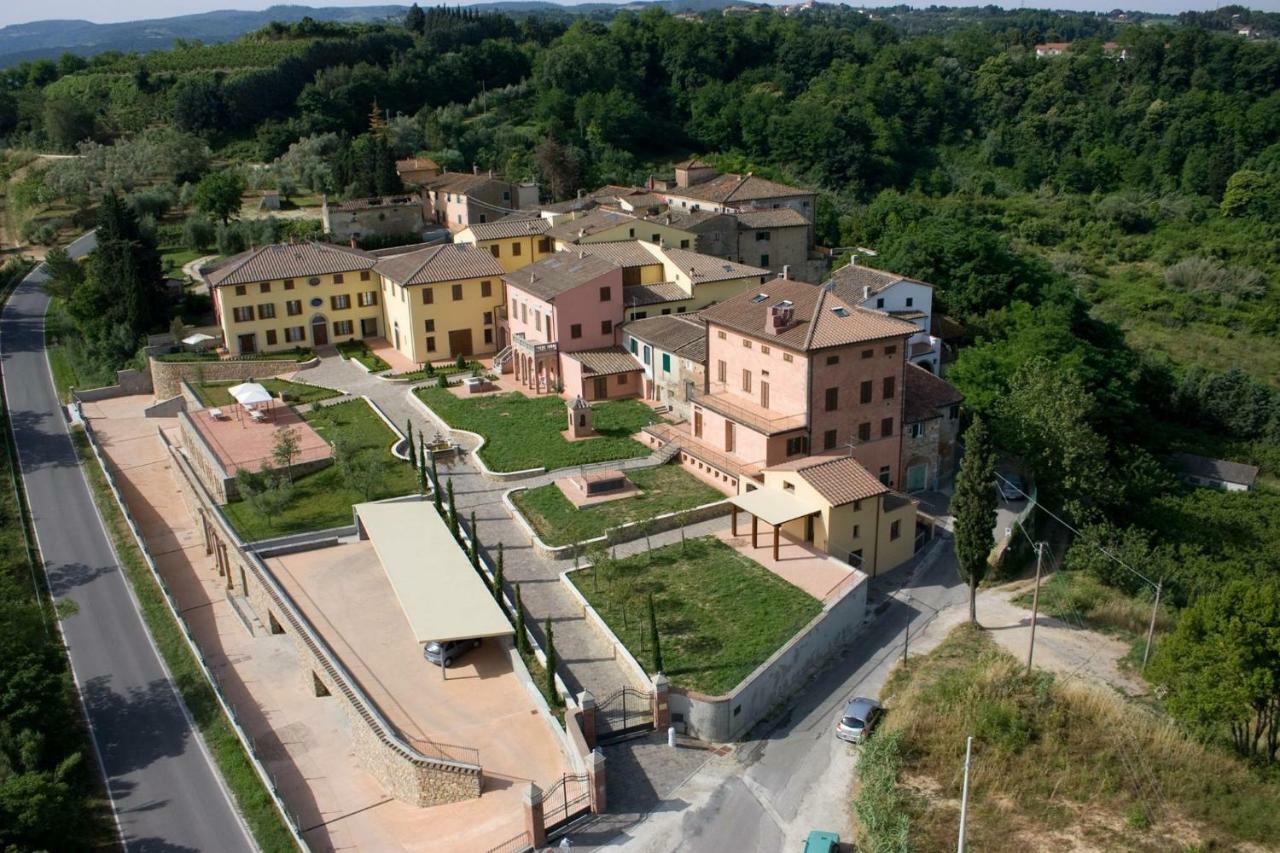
xmin=493 ymin=345 xmax=513 ymax=370
xmin=652 ymin=439 xmax=682 ymax=464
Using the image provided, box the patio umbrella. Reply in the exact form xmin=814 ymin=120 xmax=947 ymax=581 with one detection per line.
xmin=228 ymin=382 xmax=272 ymax=406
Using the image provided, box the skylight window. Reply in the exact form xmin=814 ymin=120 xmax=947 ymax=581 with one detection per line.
xmin=832 ymin=306 xmax=850 ymax=317
xmin=751 ymin=293 xmax=769 ymax=303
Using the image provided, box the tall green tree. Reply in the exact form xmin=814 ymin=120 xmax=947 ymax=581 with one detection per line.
xmin=192 ymin=170 xmax=246 ymax=225
xmin=1149 ymin=579 xmax=1280 ymax=763
xmin=544 ymin=616 xmax=557 ymax=704
xmin=952 ymin=415 xmax=997 ymax=624
xmin=514 ymin=583 xmax=529 ymax=654
xmin=647 ymin=593 xmax=663 ymax=674
xmin=40 ymin=247 xmax=83 ymax=301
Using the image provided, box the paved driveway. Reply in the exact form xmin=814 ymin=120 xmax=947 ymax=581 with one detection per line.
xmin=1 ymin=237 xmax=254 ymax=852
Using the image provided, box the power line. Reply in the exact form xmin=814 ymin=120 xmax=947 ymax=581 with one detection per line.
xmin=994 ymin=471 xmax=1157 ymax=590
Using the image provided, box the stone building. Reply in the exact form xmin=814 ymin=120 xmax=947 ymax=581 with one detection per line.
xmin=900 ymin=363 xmax=964 ymax=492
xmin=322 ymin=194 xmax=427 ymax=244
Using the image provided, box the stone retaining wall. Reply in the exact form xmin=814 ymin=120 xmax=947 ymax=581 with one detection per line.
xmin=507 ymin=491 xmax=730 ymax=559
xmin=669 ymin=571 xmax=868 ymax=742
xmin=73 ymin=368 xmax=154 ymax=401
xmin=164 ymin=434 xmax=483 ymax=806
xmin=150 ymin=356 xmax=319 ymax=399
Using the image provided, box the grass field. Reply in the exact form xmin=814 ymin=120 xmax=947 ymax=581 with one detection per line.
xmin=511 ymin=465 xmax=723 ymax=547
xmin=193 ymin=378 xmax=340 ymax=407
xmin=855 ymin=625 xmax=1280 ymax=852
xmin=416 ymin=388 xmax=657 ymax=473
xmin=73 ymin=430 xmax=295 ymax=851
xmin=336 ymin=340 xmax=390 ymax=372
xmin=569 ymin=536 xmax=820 ymax=694
xmin=221 ymin=399 xmax=416 ymax=539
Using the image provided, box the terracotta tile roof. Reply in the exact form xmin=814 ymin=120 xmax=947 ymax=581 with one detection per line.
xmin=903 ymin=363 xmax=963 ymax=423
xmin=374 ymin=243 xmax=503 ymax=286
xmin=563 ymin=346 xmax=644 ymax=376
xmin=623 ymin=314 xmax=705 ymax=356
xmin=823 ymin=262 xmax=933 ymax=302
xmin=328 ymin=194 xmax=421 ymax=212
xmin=667 ymin=172 xmax=812 ymax=205
xmin=735 ymin=208 xmax=811 ymax=229
xmin=699 ymin=278 xmax=918 ymax=352
xmin=541 ymin=197 xmax=599 ymax=215
xmin=422 ymin=172 xmax=506 ymax=195
xmin=576 ymin=240 xmax=663 ymax=268
xmin=396 ymin=157 xmax=439 ymax=171
xmin=463 ymin=216 xmax=550 ymax=241
xmin=624 ymin=281 xmax=690 ymax=306
xmin=206 ymin=241 xmax=376 ymax=287
xmin=675 ymin=158 xmax=714 ymax=169
xmin=767 ymin=455 xmax=889 ymax=506
xmin=503 ymin=252 xmax=618 ymax=302
xmin=545 ymin=208 xmax=637 ymax=241
xmin=661 ymin=246 xmax=769 ymax=283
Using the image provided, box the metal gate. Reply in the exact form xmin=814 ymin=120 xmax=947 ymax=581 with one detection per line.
xmin=596 ymin=686 xmax=654 ymax=743
xmin=542 ymin=772 xmax=591 ymax=835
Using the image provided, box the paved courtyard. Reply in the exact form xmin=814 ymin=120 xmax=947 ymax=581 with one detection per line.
xmin=186 ymin=402 xmax=331 ymax=475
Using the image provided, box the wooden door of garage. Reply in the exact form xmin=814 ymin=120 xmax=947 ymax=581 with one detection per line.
xmin=448 ymin=329 xmax=473 ymax=358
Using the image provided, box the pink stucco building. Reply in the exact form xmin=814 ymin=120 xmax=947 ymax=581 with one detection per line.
xmin=677 ymin=278 xmax=920 ymax=489
xmin=498 ymin=251 xmax=644 ymax=400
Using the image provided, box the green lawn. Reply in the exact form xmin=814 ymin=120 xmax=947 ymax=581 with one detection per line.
xmin=336 ymin=340 xmax=390 ymax=372
xmin=389 ymin=360 xmax=485 ymax=382
xmin=512 ymin=465 xmax=723 ymax=547
xmin=193 ymin=378 xmax=340 ymax=407
xmin=159 ymin=244 xmax=204 ymax=276
xmin=221 ymin=399 xmax=416 ymax=540
xmin=570 ymin=537 xmax=821 ymax=694
xmin=416 ymin=388 xmax=657 ymax=473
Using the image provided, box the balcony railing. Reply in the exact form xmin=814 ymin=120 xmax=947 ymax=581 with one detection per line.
xmin=511 ymin=333 xmax=558 ymax=356
xmin=690 ymin=385 xmax=807 ymax=435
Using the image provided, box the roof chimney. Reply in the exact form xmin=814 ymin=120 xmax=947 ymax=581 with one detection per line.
xmin=863 ymin=285 xmax=871 ymax=300
xmin=473 ymin=163 xmax=479 ymax=175
xmin=782 ymin=264 xmax=790 ymax=280
xmin=488 ymin=169 xmax=494 ymax=178
xmin=350 ymin=237 xmax=358 ymax=248
xmin=767 ymin=300 xmax=795 ymax=335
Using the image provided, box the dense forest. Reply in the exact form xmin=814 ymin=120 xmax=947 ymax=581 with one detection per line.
xmin=1 ymin=2 xmax=1280 ymax=830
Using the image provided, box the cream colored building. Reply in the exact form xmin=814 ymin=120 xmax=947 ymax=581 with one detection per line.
xmin=374 ymin=243 xmax=506 ymax=363
xmin=749 ymin=455 xmax=917 ymax=575
xmin=546 ymin=207 xmax=699 ymax=251
xmin=209 ymin=242 xmax=382 ymax=355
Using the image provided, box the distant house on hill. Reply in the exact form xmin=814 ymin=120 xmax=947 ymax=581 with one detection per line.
xmin=1171 ymin=452 xmax=1260 ymax=492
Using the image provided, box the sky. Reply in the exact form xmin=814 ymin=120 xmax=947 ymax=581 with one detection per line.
xmin=2 ymin=0 xmax=1278 ymax=28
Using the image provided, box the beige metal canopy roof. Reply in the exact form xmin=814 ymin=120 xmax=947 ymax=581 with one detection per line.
xmin=354 ymin=501 xmax=513 ymax=644
xmin=729 ymin=487 xmax=824 ymax=526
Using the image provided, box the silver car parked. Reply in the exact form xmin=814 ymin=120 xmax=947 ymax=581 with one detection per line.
xmin=835 ymin=697 xmax=882 ymax=743
xmin=424 ymin=638 xmax=481 ymax=668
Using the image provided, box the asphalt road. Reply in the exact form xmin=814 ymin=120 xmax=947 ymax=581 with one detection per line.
xmin=609 ymin=536 xmax=965 ymax=852
xmin=1 ymin=235 xmax=255 ymax=852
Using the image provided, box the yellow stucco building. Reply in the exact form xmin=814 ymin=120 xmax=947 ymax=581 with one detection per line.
xmin=374 ymin=243 xmax=507 ymax=363
xmin=210 ymin=242 xmax=383 ymax=355
xmin=454 ymin=217 xmax=557 ymax=273
xmin=747 ymin=455 xmax=917 ymax=575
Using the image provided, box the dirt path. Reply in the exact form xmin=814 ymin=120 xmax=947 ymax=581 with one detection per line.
xmin=930 ymin=579 xmax=1147 ymax=697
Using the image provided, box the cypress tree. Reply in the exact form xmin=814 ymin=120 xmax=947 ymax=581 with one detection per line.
xmin=493 ymin=543 xmax=505 ymax=604
xmin=468 ymin=510 xmax=480 ymax=570
xmin=515 ymin=583 xmax=529 ymax=653
xmin=953 ymin=415 xmax=997 ymax=624
xmin=544 ymin=616 xmax=557 ymax=703
xmin=447 ymin=478 xmax=458 ymax=540
xmin=406 ymin=421 xmax=415 ymax=468
xmin=647 ymin=593 xmax=663 ymax=674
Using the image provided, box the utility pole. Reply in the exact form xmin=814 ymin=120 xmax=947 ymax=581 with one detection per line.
xmin=957 ymin=735 xmax=973 ymax=853
xmin=1026 ymin=542 xmax=1045 ymax=674
xmin=1141 ymin=578 xmax=1163 ymax=671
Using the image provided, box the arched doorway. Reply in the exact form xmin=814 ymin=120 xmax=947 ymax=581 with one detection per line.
xmin=310 ymin=314 xmax=329 ymax=346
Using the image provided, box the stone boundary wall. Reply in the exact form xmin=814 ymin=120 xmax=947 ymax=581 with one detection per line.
xmin=72 ymin=368 xmax=154 ymax=401
xmin=560 ymin=569 xmax=653 ymax=689
xmin=178 ymin=410 xmax=235 ymax=503
xmin=671 ymin=571 xmax=869 ymax=743
xmin=143 ymin=395 xmax=187 ymax=418
xmin=74 ymin=407 xmax=310 ymax=848
xmin=505 ymin=489 xmax=731 ymax=559
xmin=150 ymin=356 xmax=320 ymax=399
xmin=565 ymin=561 xmax=871 ymax=743
xmin=162 ymin=432 xmax=484 ymax=806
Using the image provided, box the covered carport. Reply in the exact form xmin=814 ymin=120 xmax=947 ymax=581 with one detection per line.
xmin=354 ymin=501 xmax=513 ymax=667
xmin=729 ymin=487 xmax=825 ymax=561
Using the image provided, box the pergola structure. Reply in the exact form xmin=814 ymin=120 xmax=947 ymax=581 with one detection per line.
xmin=728 ymin=488 xmax=825 ymax=561
xmin=511 ymin=334 xmax=560 ymax=394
